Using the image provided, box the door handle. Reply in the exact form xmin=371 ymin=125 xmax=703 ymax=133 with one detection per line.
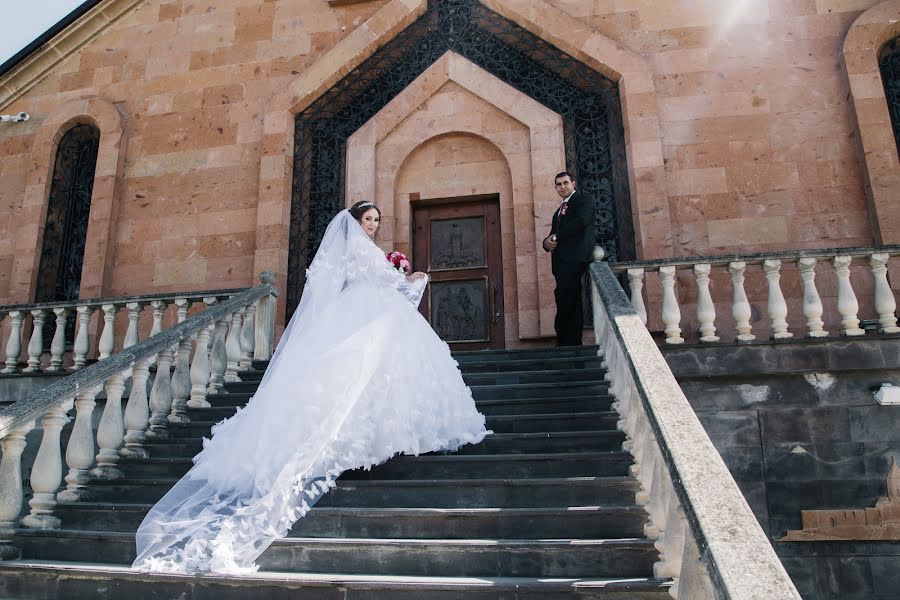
xmin=490 ymin=281 xmax=501 ymax=324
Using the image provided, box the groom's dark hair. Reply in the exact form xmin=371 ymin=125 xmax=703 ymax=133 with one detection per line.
xmin=349 ymin=200 xmax=381 ymax=221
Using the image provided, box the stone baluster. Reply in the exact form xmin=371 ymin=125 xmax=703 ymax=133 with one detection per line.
xmin=254 ymin=272 xmax=277 ymax=360
xmin=798 ymin=257 xmax=828 ymax=337
xmin=123 ymin=302 xmax=143 ymax=349
xmin=206 ymin=317 xmax=229 ymax=395
xmin=91 ymin=373 xmax=128 ymax=480
xmin=728 ymin=261 xmax=755 ymax=341
xmin=57 ymin=385 xmax=102 ymax=503
xmin=643 ymin=448 xmax=670 ymax=540
xmin=22 ymin=400 xmax=73 ymax=528
xmin=72 ymin=305 xmax=94 ymax=370
xmin=833 ymin=255 xmax=865 ymax=336
xmin=148 ymin=300 xmax=167 ymax=364
xmin=626 ymin=268 xmax=648 ymax=326
xmin=239 ymin=303 xmax=256 ymax=371
xmin=224 ymin=308 xmax=243 ymax=383
xmin=658 ymin=266 xmax=683 ymax=344
xmin=652 ymin=479 xmax=686 ymax=581
xmin=869 ymin=253 xmax=900 ymax=333
xmin=673 ymin=529 xmax=715 ymax=599
xmin=189 ymin=301 xmax=215 ymax=409
xmin=763 ymin=259 xmax=792 ymax=340
xmin=121 ymin=356 xmax=152 ymax=459
xmin=169 ymin=299 xmax=193 ymax=424
xmin=47 ymin=308 xmax=70 ymax=372
xmin=145 ymin=347 xmax=175 ymax=439
xmin=98 ymin=303 xmax=119 ymax=360
xmin=23 ymin=309 xmax=48 ymax=372
xmin=693 ymin=264 xmax=718 ymax=343
xmin=2 ymin=310 xmax=24 ymax=374
xmin=0 ymin=421 xmax=35 ymax=558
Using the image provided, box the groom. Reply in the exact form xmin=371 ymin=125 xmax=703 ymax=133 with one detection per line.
xmin=542 ymin=171 xmax=596 ymax=346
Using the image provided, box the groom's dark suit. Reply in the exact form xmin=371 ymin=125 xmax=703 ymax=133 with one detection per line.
xmin=543 ymin=190 xmax=596 ymax=346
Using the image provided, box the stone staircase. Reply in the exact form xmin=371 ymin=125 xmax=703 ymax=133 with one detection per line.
xmin=0 ymin=346 xmax=672 ymax=599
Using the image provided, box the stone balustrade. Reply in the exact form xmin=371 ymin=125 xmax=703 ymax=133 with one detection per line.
xmin=612 ymin=246 xmax=900 ymax=345
xmin=0 ymin=285 xmax=270 ymax=375
xmin=590 ymin=261 xmax=802 ymax=600
xmin=0 ymin=274 xmax=278 ymax=559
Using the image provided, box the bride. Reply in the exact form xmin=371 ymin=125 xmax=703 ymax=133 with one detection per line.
xmin=133 ymin=201 xmax=491 ymax=573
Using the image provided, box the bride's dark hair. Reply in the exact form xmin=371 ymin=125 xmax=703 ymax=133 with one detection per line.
xmin=349 ymin=200 xmax=380 ymax=222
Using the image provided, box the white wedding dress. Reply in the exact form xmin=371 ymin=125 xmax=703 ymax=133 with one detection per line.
xmin=133 ymin=210 xmax=490 ymax=573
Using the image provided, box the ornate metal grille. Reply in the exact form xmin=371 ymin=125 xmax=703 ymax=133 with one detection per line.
xmin=35 ymin=124 xmax=99 ymax=304
xmin=291 ymin=0 xmax=632 ymax=314
xmin=880 ymin=37 xmax=900 ymax=160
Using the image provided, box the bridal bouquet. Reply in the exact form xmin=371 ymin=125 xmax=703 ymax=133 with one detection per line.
xmin=386 ymin=251 xmax=411 ymax=274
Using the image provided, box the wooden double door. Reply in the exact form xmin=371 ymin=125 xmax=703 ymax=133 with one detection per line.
xmin=412 ymin=196 xmax=505 ymax=351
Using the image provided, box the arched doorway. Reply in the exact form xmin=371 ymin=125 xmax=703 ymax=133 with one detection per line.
xmin=287 ymin=0 xmax=631 ymax=317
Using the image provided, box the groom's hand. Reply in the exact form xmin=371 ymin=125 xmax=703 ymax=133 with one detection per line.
xmin=543 ymin=235 xmax=558 ymax=252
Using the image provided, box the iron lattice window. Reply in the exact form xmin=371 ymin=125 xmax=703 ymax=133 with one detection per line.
xmin=290 ymin=0 xmax=632 ymax=315
xmin=35 ymin=123 xmax=99 ymax=304
xmin=880 ymin=37 xmax=900 ymax=161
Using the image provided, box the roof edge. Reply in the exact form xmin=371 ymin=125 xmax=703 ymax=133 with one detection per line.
xmin=0 ymin=0 xmax=143 ymax=112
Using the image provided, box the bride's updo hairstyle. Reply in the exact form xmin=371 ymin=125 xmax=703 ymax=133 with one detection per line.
xmin=349 ymin=200 xmax=380 ymax=222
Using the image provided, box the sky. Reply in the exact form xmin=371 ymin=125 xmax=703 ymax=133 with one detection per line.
xmin=0 ymin=0 xmax=83 ymax=65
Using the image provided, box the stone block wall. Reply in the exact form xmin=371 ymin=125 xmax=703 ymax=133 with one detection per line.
xmin=665 ymin=337 xmax=900 ymax=600
xmin=0 ymin=0 xmax=897 ymax=339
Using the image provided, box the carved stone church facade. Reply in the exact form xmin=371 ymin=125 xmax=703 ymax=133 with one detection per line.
xmin=2 ymin=0 xmax=899 ymax=348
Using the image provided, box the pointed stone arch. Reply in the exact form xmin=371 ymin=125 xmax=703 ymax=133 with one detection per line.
xmin=345 ymin=51 xmax=563 ymax=338
xmin=254 ymin=0 xmax=663 ymax=319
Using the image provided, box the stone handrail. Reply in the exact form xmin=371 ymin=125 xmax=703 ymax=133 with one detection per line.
xmin=589 ymin=261 xmax=801 ymax=600
xmin=610 ymin=246 xmax=900 ymax=344
xmin=0 ymin=286 xmax=257 ymax=375
xmin=0 ymin=274 xmax=278 ymax=559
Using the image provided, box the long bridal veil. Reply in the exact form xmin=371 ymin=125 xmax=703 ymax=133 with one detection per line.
xmin=133 ymin=210 xmax=488 ymax=573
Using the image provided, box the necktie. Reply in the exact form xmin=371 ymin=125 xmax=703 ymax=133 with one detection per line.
xmin=559 ymin=199 xmax=568 ymax=217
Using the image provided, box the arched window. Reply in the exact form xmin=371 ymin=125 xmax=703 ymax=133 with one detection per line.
xmin=879 ymin=36 xmax=900 ymax=159
xmin=34 ymin=123 xmax=100 ymax=303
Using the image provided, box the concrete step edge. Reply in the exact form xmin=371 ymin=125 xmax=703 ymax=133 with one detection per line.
xmin=0 ymin=560 xmax=671 ymax=592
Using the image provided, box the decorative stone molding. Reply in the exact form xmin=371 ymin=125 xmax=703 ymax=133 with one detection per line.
xmin=779 ymin=458 xmax=900 ymax=541
xmin=0 ymin=0 xmax=142 ymax=112
xmin=842 ymin=0 xmax=900 ymax=245
xmin=346 ymin=51 xmax=564 ymax=339
xmin=12 ymin=95 xmax=127 ymax=303
xmin=253 ymin=0 xmax=664 ymax=324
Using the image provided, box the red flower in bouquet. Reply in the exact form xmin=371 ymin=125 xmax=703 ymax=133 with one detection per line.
xmin=386 ymin=251 xmax=411 ymax=274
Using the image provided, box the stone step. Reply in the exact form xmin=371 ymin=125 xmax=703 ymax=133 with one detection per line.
xmin=225 ymin=367 xmax=609 ymax=389
xmin=0 ymin=561 xmax=673 ymax=600
xmin=87 ymin=476 xmax=641 ymax=508
xmin=201 ymin=392 xmax=614 ymax=415
xmin=52 ymin=504 xmax=649 ymax=539
xmin=142 ymin=430 xmax=625 ymax=458
xmin=13 ymin=530 xmax=658 ymax=578
xmin=469 ymin=381 xmax=609 ymax=400
xmin=119 ymin=452 xmax=634 ymax=479
xmin=463 ymin=369 xmax=608 ymax=386
xmin=219 ymin=377 xmax=610 ymax=396
xmin=457 ymin=355 xmax=603 ymax=373
xmin=452 ymin=346 xmax=600 ymax=363
xmin=165 ymin=412 xmax=619 ymax=440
